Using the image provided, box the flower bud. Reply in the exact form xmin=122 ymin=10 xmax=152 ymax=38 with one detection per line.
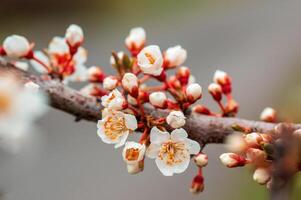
xmin=149 ymin=92 xmax=167 ymax=108
xmin=88 ymin=66 xmax=105 ymax=82
xmin=260 ymin=107 xmax=276 ymax=122
xmin=208 ymin=83 xmax=222 ymax=102
xmin=103 ymin=76 xmax=118 ymax=91
xmin=137 ymin=45 xmax=163 ymax=76
xmin=194 ymin=153 xmax=208 ymax=167
xmin=3 ymin=35 xmax=31 ymax=58
xmin=213 ymin=70 xmax=232 ymax=94
xmin=166 ymin=110 xmax=186 ymax=128
xmin=219 ymin=153 xmax=247 ymax=168
xmin=125 ymin=27 xmax=146 ymax=55
xmin=253 ymin=168 xmax=270 ymax=185
xmin=168 ymin=75 xmax=181 ymax=89
xmin=122 ymin=73 xmax=139 ymax=97
xmin=190 ymin=174 xmax=204 ymax=194
xmin=192 ymin=105 xmax=211 ymax=115
xmin=246 ymin=148 xmax=267 ymax=165
xmin=65 ymin=24 xmax=84 ymax=48
xmin=164 ymin=45 xmax=187 ymax=67
xmin=225 ymin=133 xmax=247 ymax=153
xmin=245 ymin=132 xmax=263 ymax=147
xmin=225 ymin=99 xmax=239 ymax=115
xmin=186 ymin=83 xmax=202 ymax=103
xmin=176 ymin=66 xmax=190 ymax=85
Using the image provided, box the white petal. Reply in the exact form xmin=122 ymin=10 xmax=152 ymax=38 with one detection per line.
xmin=171 ymin=157 xmax=190 ymax=174
xmin=124 ymin=114 xmax=138 ymax=130
xmin=114 ymin=131 xmax=129 ymax=148
xmin=185 ymin=138 xmax=201 ymax=155
xmin=150 ymin=127 xmax=170 ymax=144
xmin=155 ymin=158 xmax=174 ymax=176
xmin=171 ymin=128 xmax=188 ymax=142
xmin=145 ymin=144 xmax=161 ymax=159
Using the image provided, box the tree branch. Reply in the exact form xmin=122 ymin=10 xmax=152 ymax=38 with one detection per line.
xmin=1 ymin=61 xmax=301 ymax=147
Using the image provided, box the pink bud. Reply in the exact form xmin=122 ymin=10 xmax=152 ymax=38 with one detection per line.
xmin=88 ymin=66 xmax=105 ymax=82
xmin=122 ymin=73 xmax=139 ymax=97
xmin=260 ymin=107 xmax=276 ymax=122
xmin=186 ymin=83 xmax=202 ymax=103
xmin=208 ymin=83 xmax=222 ymax=101
xmin=176 ymin=66 xmax=190 ymax=85
xmin=213 ymin=70 xmax=232 ymax=94
xmin=194 ymin=153 xmax=208 ymax=167
xmin=219 ymin=153 xmax=247 ymax=168
xmin=149 ymin=92 xmax=167 ymax=108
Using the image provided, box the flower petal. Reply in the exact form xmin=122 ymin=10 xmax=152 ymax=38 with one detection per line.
xmin=124 ymin=114 xmax=138 ymax=130
xmin=185 ymin=138 xmax=200 ymax=155
xmin=114 ymin=131 xmax=129 ymax=148
xmin=155 ymin=158 xmax=174 ymax=176
xmin=171 ymin=128 xmax=188 ymax=142
xmin=171 ymin=156 xmax=190 ymax=174
xmin=150 ymin=127 xmax=169 ymax=144
xmin=145 ymin=143 xmax=161 ymax=159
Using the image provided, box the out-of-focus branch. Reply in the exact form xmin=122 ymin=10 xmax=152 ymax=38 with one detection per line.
xmin=1 ymin=61 xmax=301 ymax=147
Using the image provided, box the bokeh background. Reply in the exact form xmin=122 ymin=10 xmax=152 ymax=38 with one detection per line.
xmin=1 ymin=0 xmax=301 ymax=199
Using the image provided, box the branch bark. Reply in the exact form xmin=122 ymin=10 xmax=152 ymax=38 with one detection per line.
xmin=1 ymin=61 xmax=301 ymax=147
xmin=1 ymin=61 xmax=301 ymax=200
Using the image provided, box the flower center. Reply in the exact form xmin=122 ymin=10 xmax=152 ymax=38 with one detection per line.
xmin=125 ymin=148 xmax=140 ymax=161
xmin=144 ymin=52 xmax=155 ymax=64
xmin=104 ymin=115 xmax=127 ymax=140
xmin=0 ymin=92 xmax=12 ymax=115
xmin=158 ymin=140 xmax=188 ymax=166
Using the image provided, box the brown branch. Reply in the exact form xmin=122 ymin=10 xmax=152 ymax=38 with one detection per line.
xmin=2 ymin=61 xmax=301 ymax=200
xmin=1 ymin=61 xmax=301 ymax=147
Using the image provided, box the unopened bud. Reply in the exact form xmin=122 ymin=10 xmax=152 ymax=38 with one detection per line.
xmin=125 ymin=27 xmax=146 ymax=55
xmin=225 ymin=99 xmax=239 ymax=115
xmin=213 ymin=70 xmax=232 ymax=94
xmin=166 ymin=110 xmax=186 ymax=128
xmin=260 ymin=107 xmax=276 ymax=122
xmin=245 ymin=132 xmax=263 ymax=147
xmin=122 ymin=73 xmax=139 ymax=97
xmin=3 ymin=35 xmax=31 ymax=58
xmin=168 ymin=75 xmax=181 ymax=89
xmin=208 ymin=83 xmax=222 ymax=101
xmin=194 ymin=153 xmax=208 ymax=167
xmin=176 ymin=66 xmax=190 ymax=85
xmin=219 ymin=153 xmax=247 ymax=168
xmin=225 ymin=133 xmax=247 ymax=153
xmin=246 ymin=148 xmax=267 ymax=164
xmin=103 ymin=76 xmax=118 ymax=91
xmin=88 ymin=66 xmax=105 ymax=82
xmin=190 ymin=174 xmax=204 ymax=194
xmin=65 ymin=24 xmax=84 ymax=48
xmin=186 ymin=83 xmax=202 ymax=103
xmin=193 ymin=105 xmax=211 ymax=115
xmin=253 ymin=168 xmax=270 ymax=185
xmin=149 ymin=92 xmax=167 ymax=108
xmin=164 ymin=45 xmax=187 ymax=67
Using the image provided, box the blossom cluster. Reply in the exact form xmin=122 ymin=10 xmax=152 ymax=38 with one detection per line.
xmin=220 ymin=109 xmax=301 ymax=189
xmin=0 ymin=25 xmax=239 ymax=194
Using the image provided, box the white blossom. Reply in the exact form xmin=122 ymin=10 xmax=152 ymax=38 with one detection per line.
xmin=260 ymin=107 xmax=276 ymax=122
xmin=125 ymin=27 xmax=146 ymax=50
xmin=103 ymin=76 xmax=118 ymax=91
xmin=164 ymin=45 xmax=187 ymax=67
xmin=48 ymin=36 xmax=69 ymax=56
xmin=146 ymin=127 xmax=200 ymax=176
xmin=97 ymin=111 xmax=137 ymax=148
xmin=3 ymin=35 xmax=31 ymax=58
xmin=122 ymin=141 xmax=146 ymax=164
xmin=65 ymin=24 xmax=84 ymax=47
xmin=101 ymin=89 xmax=126 ymax=111
xmin=149 ymin=92 xmax=166 ymax=108
xmin=166 ymin=110 xmax=186 ymax=128
xmin=0 ymin=76 xmax=47 ymax=152
xmin=137 ymin=45 xmax=163 ymax=76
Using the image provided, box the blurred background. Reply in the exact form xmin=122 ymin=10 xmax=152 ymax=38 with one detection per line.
xmin=1 ymin=0 xmax=301 ymax=199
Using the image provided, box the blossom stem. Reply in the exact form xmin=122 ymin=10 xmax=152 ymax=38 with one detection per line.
xmin=32 ymin=56 xmax=52 ymax=73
